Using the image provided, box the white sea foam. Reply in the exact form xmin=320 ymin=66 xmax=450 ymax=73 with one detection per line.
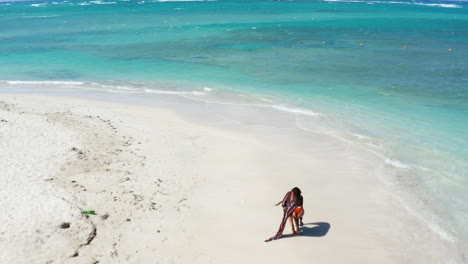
xmin=323 ymin=0 xmax=462 ymax=8
xmin=0 ymin=80 xmax=209 ymax=97
xmin=415 ymin=3 xmax=461 ymax=8
xmin=351 ymin=133 xmax=372 ymax=140
xmin=378 ymin=92 xmax=390 ymax=96
xmin=177 ymin=90 xmax=327 ymax=119
xmin=143 ymin=88 xmax=206 ymax=95
xmin=369 ymin=149 xmax=410 ymax=168
xmin=89 ymin=1 xmax=117 ymax=4
xmin=260 ymin=97 xmax=274 ymax=103
xmin=295 ymin=119 xmax=355 ymax=144
xmin=367 ymin=142 xmax=384 ymax=149
xmin=271 ymin=104 xmax=323 ymax=116
xmin=31 ymin=3 xmax=47 ymax=7
xmin=1 ymin=80 xmax=328 ymax=119
xmin=0 ymin=80 xmax=85 ymax=86
xmin=156 ymin=0 xmax=217 ymax=2
xmin=23 ymin=15 xmax=63 ymax=18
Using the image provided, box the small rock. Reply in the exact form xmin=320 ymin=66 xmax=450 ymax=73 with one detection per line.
xmin=120 ymin=177 xmax=130 ymax=182
xmin=126 ymin=218 xmax=131 ymax=222
xmin=59 ymin=222 xmax=71 ymax=229
xmin=101 ymin=213 xmax=110 ymax=220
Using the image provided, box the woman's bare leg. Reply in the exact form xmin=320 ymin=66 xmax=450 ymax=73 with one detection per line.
xmin=265 ymin=205 xmax=298 ymax=242
xmin=291 ymin=213 xmax=300 ymax=234
xmin=293 ymin=217 xmax=300 ymax=233
xmin=298 ymin=209 xmax=304 ymax=226
xmin=289 ymin=217 xmax=296 ymax=234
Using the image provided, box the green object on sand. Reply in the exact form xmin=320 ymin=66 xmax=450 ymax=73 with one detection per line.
xmin=83 ymin=210 xmax=96 ymax=215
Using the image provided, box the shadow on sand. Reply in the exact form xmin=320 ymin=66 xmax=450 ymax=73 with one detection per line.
xmin=281 ymin=222 xmax=331 ymax=239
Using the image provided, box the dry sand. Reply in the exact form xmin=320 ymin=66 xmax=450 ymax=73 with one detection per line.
xmin=0 ymin=93 xmax=462 ymax=263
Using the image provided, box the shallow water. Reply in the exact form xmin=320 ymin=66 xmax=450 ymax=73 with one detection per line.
xmin=0 ymin=0 xmax=467 ymax=253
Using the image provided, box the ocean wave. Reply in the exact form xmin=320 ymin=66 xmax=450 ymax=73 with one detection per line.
xmin=366 ymin=142 xmax=385 ymax=149
xmin=272 ymin=104 xmax=323 ymax=116
xmin=1 ymin=80 xmax=328 ymax=120
xmin=294 ymin=119 xmax=355 ymax=144
xmin=415 ymin=3 xmax=461 ymax=8
xmin=369 ymin=149 xmax=411 ymax=168
xmin=155 ymin=0 xmax=217 ymax=2
xmin=323 ymin=0 xmax=462 ymax=8
xmin=30 ymin=3 xmax=47 ymax=7
xmin=72 ymin=1 xmax=118 ymax=5
xmin=89 ymin=1 xmax=117 ymax=4
xmin=0 ymin=79 xmax=417 ymax=170
xmin=351 ymin=132 xmax=372 ymax=140
xmin=22 ymin=15 xmax=63 ymax=19
xmin=260 ymin=97 xmax=274 ymax=103
xmin=0 ymin=80 xmax=85 ymax=86
xmin=0 ymin=80 xmax=210 ymax=96
xmin=295 ymin=122 xmax=414 ymax=168
xmin=143 ymin=88 xmax=206 ymax=95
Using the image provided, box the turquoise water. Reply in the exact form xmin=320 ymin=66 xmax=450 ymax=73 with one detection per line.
xmin=0 ymin=0 xmax=467 ymax=246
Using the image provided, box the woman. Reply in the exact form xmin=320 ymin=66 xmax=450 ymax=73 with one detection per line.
xmin=265 ymin=187 xmax=304 ymax=242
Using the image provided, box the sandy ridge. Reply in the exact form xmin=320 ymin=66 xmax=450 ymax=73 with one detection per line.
xmin=0 ymin=96 xmax=162 ymax=263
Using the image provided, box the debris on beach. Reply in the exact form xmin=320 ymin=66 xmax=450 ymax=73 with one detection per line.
xmin=101 ymin=213 xmax=110 ymax=220
xmin=59 ymin=222 xmax=71 ymax=229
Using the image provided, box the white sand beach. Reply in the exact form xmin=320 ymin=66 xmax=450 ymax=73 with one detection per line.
xmin=0 ymin=92 xmax=464 ymax=263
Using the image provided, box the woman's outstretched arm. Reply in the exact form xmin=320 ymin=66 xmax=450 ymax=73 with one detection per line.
xmin=275 ymin=191 xmax=291 ymax=206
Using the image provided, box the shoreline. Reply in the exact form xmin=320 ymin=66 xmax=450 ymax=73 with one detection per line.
xmin=0 ymin=91 xmax=465 ymax=263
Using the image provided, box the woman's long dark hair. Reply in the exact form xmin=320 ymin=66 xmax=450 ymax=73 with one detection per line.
xmin=292 ymin=187 xmax=301 ymax=199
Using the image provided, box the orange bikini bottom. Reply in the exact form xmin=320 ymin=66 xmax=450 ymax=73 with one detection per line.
xmin=294 ymin=206 xmax=303 ymax=215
